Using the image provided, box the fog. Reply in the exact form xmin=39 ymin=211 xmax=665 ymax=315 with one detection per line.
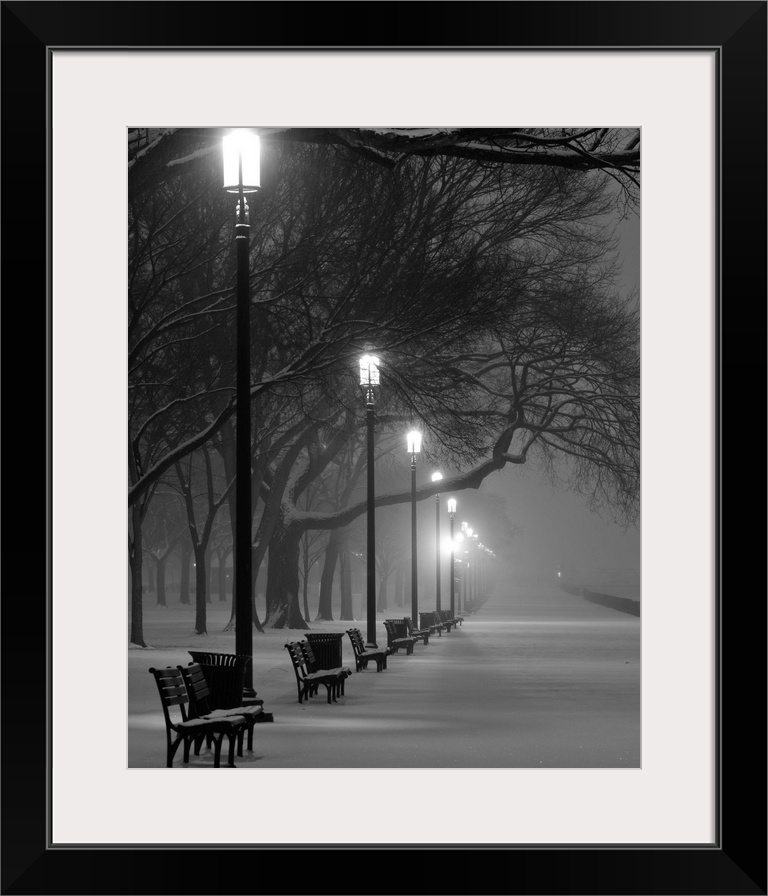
xmin=446 ymin=207 xmax=641 ymax=600
xmin=479 ymin=467 xmax=640 ymax=596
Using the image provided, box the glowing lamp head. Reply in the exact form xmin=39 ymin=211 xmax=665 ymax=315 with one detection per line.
xmin=406 ymin=431 xmax=422 ymax=454
xmin=466 ymin=527 xmax=473 ymax=538
xmin=359 ymin=354 xmax=380 ymax=386
xmin=461 ymin=521 xmax=468 ymax=532
xmin=447 ymin=498 xmax=457 ymax=514
xmin=431 ymin=472 xmax=443 ymax=483
xmin=222 ymin=131 xmax=261 ymax=193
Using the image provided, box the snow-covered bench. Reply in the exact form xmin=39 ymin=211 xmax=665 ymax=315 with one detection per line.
xmin=346 ymin=628 xmax=390 ymax=672
xmin=284 ymin=641 xmax=347 ymax=704
xmin=299 ymin=640 xmax=353 ymax=694
xmin=437 ymin=608 xmax=463 ymax=628
xmin=401 ymin=616 xmax=433 ymax=645
xmin=149 ymin=666 xmax=246 ymax=768
xmin=419 ymin=611 xmax=451 ymax=635
xmin=383 ymin=619 xmax=416 ymax=654
xmin=177 ymin=662 xmax=265 ymax=753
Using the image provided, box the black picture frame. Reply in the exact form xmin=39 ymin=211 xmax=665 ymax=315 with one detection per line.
xmin=2 ymin=2 xmax=764 ymax=894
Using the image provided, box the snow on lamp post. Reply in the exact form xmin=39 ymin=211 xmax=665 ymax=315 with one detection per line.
xmin=407 ymin=430 xmax=422 ymax=625
xmin=447 ymin=498 xmax=457 ymax=616
xmin=360 ymin=353 xmax=380 ymax=645
xmin=431 ymin=472 xmax=443 ymax=612
xmin=223 ymin=130 xmax=260 ymax=691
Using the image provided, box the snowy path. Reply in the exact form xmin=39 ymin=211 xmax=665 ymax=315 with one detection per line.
xmin=128 ymin=584 xmax=640 ymax=768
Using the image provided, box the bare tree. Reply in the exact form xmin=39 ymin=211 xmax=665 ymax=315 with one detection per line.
xmin=128 ymin=134 xmax=639 ymax=635
xmin=171 ymin=447 xmax=233 ymax=635
xmin=129 ymin=127 xmax=640 ymax=204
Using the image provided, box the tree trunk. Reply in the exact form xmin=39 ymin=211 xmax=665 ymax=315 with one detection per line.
xmin=156 ymin=554 xmax=167 ymax=606
xmin=205 ymin=547 xmax=213 ymax=603
xmin=143 ymin=557 xmax=154 ymax=592
xmin=339 ymin=539 xmax=354 ymax=620
xmin=264 ymin=528 xmax=308 ymax=629
xmin=193 ymin=548 xmax=207 ymax=635
xmin=218 ymin=550 xmax=229 ymax=602
xmin=377 ymin=571 xmax=389 ymax=613
xmin=302 ymin=534 xmax=310 ymax=622
xmin=316 ymin=529 xmax=341 ymax=621
xmin=394 ymin=563 xmax=404 ymax=608
xmin=179 ymin=539 xmax=191 ymax=605
xmin=129 ymin=501 xmax=146 ymax=646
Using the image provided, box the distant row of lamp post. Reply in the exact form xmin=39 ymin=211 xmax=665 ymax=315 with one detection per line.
xmin=359 ymin=351 xmax=495 ymax=640
xmin=223 ymin=130 xmax=494 ymax=670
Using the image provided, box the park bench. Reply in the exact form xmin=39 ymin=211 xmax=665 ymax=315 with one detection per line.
xmin=402 ymin=616 xmax=433 ymax=645
xmin=346 ymin=628 xmax=390 ymax=672
xmin=420 ymin=611 xmax=450 ymax=636
xmin=284 ymin=641 xmax=347 ymax=704
xmin=149 ymin=666 xmax=246 ymax=768
xmin=178 ymin=663 xmax=265 ymax=753
xmin=299 ymin=640 xmax=353 ymax=695
xmin=383 ymin=619 xmax=416 ymax=654
xmin=387 ymin=617 xmax=429 ymax=646
xmin=437 ymin=608 xmax=463 ymax=628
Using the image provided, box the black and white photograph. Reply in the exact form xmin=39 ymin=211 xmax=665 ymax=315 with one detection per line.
xmin=4 ymin=2 xmax=764 ymax=890
xmin=127 ymin=126 xmax=641 ymax=770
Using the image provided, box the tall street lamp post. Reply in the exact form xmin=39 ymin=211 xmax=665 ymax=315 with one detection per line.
xmin=447 ymin=498 xmax=457 ymax=616
xmin=223 ymin=130 xmax=260 ymax=689
xmin=466 ymin=527 xmax=474 ymax=607
xmin=360 ymin=353 xmax=380 ymax=646
xmin=460 ymin=522 xmax=469 ymax=611
xmin=455 ymin=533 xmax=464 ymax=613
xmin=472 ymin=533 xmax=479 ymax=601
xmin=431 ymin=472 xmax=443 ymax=611
xmin=406 ymin=430 xmax=422 ymax=626
xmin=478 ymin=543 xmax=484 ymax=600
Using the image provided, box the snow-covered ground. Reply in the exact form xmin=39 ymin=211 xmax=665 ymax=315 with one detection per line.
xmin=129 ymin=582 xmax=640 ymax=768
